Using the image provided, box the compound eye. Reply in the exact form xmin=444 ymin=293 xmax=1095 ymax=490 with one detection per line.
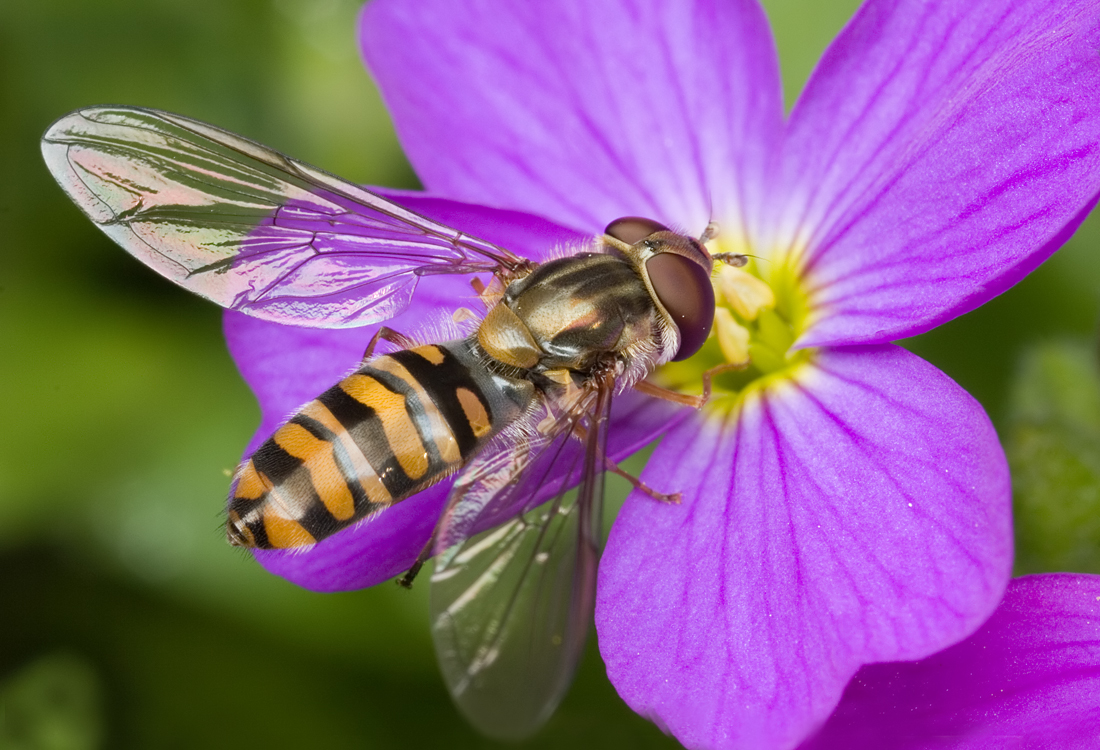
xmin=604 ymin=216 xmax=670 ymax=246
xmin=646 ymin=252 xmax=716 ymax=361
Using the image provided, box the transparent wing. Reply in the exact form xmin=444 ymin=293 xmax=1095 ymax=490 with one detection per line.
xmin=428 ymin=372 xmax=615 ymax=741
xmin=41 ymin=106 xmax=528 ymax=327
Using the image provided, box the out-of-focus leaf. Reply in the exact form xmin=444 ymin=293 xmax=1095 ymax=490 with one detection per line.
xmin=759 ymin=0 xmax=863 ymax=110
xmin=0 ymin=653 xmax=104 ymax=750
xmin=2 ymin=546 xmax=677 ymax=749
xmin=1008 ymin=340 xmax=1100 ymax=574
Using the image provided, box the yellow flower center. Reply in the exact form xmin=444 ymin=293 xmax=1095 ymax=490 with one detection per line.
xmin=655 ymin=238 xmax=813 ymax=404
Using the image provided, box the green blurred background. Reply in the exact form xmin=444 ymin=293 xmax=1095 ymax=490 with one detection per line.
xmin=4 ymin=1 xmax=1100 ymax=747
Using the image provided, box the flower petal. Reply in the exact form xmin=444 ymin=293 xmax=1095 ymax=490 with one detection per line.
xmin=778 ymin=0 xmax=1100 ymax=347
xmin=596 ymin=345 xmax=1012 ymax=749
xmin=360 ymin=0 xmax=783 ymax=236
xmin=803 ymin=574 xmax=1100 ymax=749
xmin=223 ymin=191 xmax=681 ymax=591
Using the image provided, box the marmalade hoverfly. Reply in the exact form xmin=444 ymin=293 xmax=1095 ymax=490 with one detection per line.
xmin=41 ymin=106 xmax=744 ymax=740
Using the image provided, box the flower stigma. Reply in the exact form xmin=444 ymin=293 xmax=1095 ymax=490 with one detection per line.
xmin=655 ymin=238 xmax=813 ymax=406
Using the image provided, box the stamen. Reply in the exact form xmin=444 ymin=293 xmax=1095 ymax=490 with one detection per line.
xmin=714 ymin=308 xmax=751 ymax=365
xmin=653 ymin=244 xmax=808 ymax=401
xmin=715 ymin=265 xmax=776 ymax=321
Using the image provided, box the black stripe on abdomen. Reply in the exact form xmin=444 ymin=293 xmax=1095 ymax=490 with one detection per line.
xmin=291 ymin=413 xmax=388 ymax=522
xmin=315 ymin=384 xmax=420 ymax=499
xmin=386 ymin=347 xmax=491 ymax=460
xmin=245 ymin=432 xmax=345 ymax=542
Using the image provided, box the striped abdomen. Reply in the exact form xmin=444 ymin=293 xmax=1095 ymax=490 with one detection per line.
xmin=227 ymin=340 xmax=533 ymax=549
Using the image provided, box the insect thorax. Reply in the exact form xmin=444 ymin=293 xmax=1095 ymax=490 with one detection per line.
xmin=479 ymin=253 xmax=668 ymax=377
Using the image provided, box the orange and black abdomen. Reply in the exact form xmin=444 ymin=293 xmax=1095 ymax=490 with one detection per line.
xmin=227 ymin=340 xmax=533 ymax=549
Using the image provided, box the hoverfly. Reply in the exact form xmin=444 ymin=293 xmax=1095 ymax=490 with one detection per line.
xmin=42 ymin=106 xmax=744 ymax=740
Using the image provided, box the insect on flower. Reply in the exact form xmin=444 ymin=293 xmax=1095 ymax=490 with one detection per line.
xmin=41 ymin=106 xmax=746 ymax=739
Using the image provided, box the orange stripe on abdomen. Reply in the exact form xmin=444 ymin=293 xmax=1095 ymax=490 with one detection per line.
xmin=370 ymin=356 xmax=461 ymax=465
xmin=456 ymin=387 xmax=492 ymax=438
xmin=263 ymin=513 xmax=316 ymax=548
xmin=340 ymin=373 xmax=430 ymax=481
xmin=414 ymin=345 xmax=446 ymax=365
xmin=272 ymin=422 xmax=355 ymax=522
xmin=234 ymin=459 xmax=269 ymax=500
xmin=299 ymin=401 xmax=393 ymax=507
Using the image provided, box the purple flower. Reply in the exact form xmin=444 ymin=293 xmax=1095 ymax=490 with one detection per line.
xmin=802 ymin=574 xmax=1100 ymax=749
xmin=223 ymin=0 xmax=1100 ymax=747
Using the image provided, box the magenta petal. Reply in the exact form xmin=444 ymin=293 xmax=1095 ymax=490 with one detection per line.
xmin=223 ymin=190 xmax=680 ymax=591
xmin=596 ymin=346 xmax=1012 ymax=749
xmin=804 ymin=574 xmax=1100 ymax=749
xmin=360 ymin=0 xmax=783 ymax=235
xmin=781 ymin=0 xmax=1100 ymax=347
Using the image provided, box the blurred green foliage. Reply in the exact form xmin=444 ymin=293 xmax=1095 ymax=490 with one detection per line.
xmin=3 ymin=0 xmax=1100 ymax=747
xmin=0 ymin=653 xmax=103 ymax=750
xmin=1007 ymin=341 xmax=1100 ymax=575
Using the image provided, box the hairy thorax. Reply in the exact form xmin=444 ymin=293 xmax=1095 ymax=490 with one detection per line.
xmin=478 ymin=253 xmax=661 ymax=375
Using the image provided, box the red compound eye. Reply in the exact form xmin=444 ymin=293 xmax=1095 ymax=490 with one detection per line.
xmin=604 ymin=216 xmax=716 ymax=361
xmin=604 ymin=216 xmax=670 ymax=245
xmin=646 ymin=251 xmax=716 ymax=361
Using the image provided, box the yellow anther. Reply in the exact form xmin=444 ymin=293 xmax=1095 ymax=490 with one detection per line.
xmin=715 ymin=265 xmax=776 ymax=321
xmin=714 ymin=307 xmax=751 ymax=365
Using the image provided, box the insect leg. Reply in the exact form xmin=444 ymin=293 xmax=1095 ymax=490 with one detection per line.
xmin=603 ymin=458 xmax=681 ymax=504
xmin=569 ymin=368 xmax=680 ymax=505
xmin=698 ymin=362 xmax=747 ymax=403
xmin=633 ymin=379 xmax=707 ymax=408
xmin=633 ymin=361 xmax=748 ymax=409
xmin=566 ymin=408 xmax=680 ymax=503
xmin=397 ymin=534 xmax=435 ymax=589
xmin=362 ymin=326 xmax=416 ymax=362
